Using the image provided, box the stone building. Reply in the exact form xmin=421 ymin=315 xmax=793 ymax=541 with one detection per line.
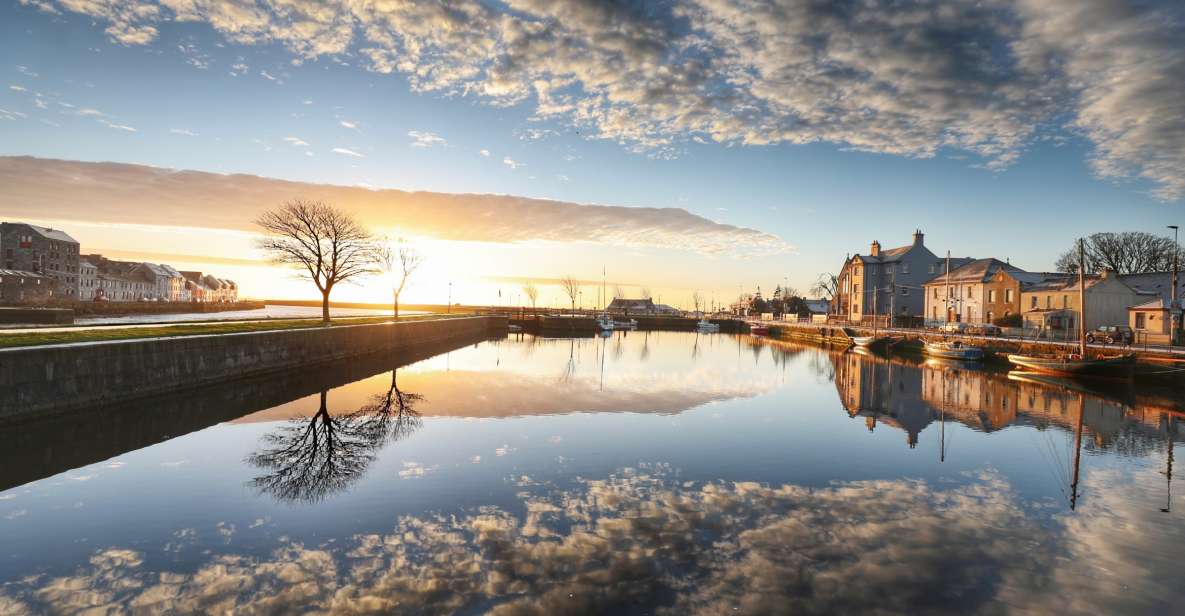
xmin=0 ymin=222 xmax=81 ymax=299
xmin=0 ymin=268 xmax=56 ymax=304
xmin=79 ymin=259 xmax=98 ymax=301
xmin=1020 ymin=269 xmax=1140 ymax=333
xmin=836 ymin=230 xmax=967 ymax=322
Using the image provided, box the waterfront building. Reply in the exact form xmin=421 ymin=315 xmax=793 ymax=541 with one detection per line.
xmin=0 ymin=268 xmax=56 ymax=304
xmin=835 ymin=230 xmax=966 ymax=322
xmin=1019 ymin=269 xmax=1140 ymax=333
xmin=129 ymin=262 xmax=186 ymax=301
xmin=79 ymin=258 xmax=98 ymax=301
xmin=1119 ymin=271 xmax=1185 ymax=343
xmin=607 ymin=297 xmax=656 ymax=314
xmin=919 ymin=258 xmax=1063 ymax=325
xmin=0 ymin=222 xmax=81 ymax=299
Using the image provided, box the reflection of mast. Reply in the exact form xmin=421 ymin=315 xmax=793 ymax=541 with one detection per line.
xmin=939 ymin=370 xmax=947 ymax=463
xmin=1163 ymin=430 xmax=1175 ymax=514
xmin=599 ymin=333 xmax=606 ymax=391
xmin=1070 ymin=395 xmax=1085 ymax=510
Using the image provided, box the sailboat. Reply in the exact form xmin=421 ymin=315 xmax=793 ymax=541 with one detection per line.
xmin=852 ymin=282 xmax=889 ymax=347
xmin=926 ymin=250 xmax=984 ymax=361
xmin=1007 ymin=239 xmax=1136 ymax=381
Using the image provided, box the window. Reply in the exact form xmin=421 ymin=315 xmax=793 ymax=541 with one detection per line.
xmin=967 ymin=286 xmax=973 ymax=299
xmin=1030 ymin=296 xmax=1037 ymax=309
xmin=988 ymin=290 xmax=996 ymax=302
xmin=932 ymin=287 xmax=938 ymax=298
xmin=901 ymin=288 xmax=909 ymax=296
xmin=1005 ymin=289 xmax=1013 ymax=303
xmin=853 ymin=284 xmax=859 ymax=294
xmin=929 ymin=263 xmax=936 ymax=274
xmin=902 ymin=263 xmax=910 ymax=274
xmin=1062 ymin=295 xmax=1068 ymax=308
xmin=987 ymin=311 xmax=993 ymax=323
xmin=1045 ymin=296 xmax=1051 ymax=309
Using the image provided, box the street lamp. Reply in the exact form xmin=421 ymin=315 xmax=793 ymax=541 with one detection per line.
xmin=447 ymin=281 xmax=452 ymax=314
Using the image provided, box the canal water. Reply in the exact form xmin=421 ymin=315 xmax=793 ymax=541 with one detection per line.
xmin=1 ymin=332 xmax=1182 ymax=614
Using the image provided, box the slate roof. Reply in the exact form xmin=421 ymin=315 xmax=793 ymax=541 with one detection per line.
xmin=1119 ymin=272 xmax=1183 ymax=302
xmin=25 ymin=224 xmax=78 ymax=244
xmin=921 ymin=258 xmax=1021 ymax=284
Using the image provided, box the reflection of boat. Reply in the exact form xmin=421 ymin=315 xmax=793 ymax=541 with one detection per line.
xmin=750 ymin=324 xmax=769 ymax=336
xmin=1007 ymin=353 xmax=1136 ymax=381
xmin=508 ymin=324 xmax=523 ymax=333
xmin=697 ymin=319 xmax=720 ymax=333
xmin=923 ymin=356 xmax=982 ymax=372
xmin=924 ymin=340 xmax=983 ymax=361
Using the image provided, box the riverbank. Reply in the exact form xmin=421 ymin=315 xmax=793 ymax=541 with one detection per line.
xmin=0 ymin=315 xmax=506 ymax=419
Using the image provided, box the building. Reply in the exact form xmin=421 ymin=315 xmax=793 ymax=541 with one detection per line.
xmin=79 ymin=259 xmax=98 ymax=301
xmin=1020 ymin=269 xmax=1140 ymax=334
xmin=836 ymin=230 xmax=966 ymax=322
xmin=803 ymin=298 xmax=830 ymax=315
xmin=0 ymin=269 xmax=56 ymax=304
xmin=130 ymin=262 xmax=186 ymax=301
xmin=923 ymin=258 xmax=1025 ymax=324
xmin=0 ymin=222 xmax=81 ymax=299
xmin=607 ymin=298 xmax=656 ymax=315
xmin=1119 ymin=272 xmax=1185 ymax=344
xmin=180 ymin=272 xmax=238 ymax=303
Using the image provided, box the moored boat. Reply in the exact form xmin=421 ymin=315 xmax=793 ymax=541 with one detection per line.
xmin=1007 ymin=353 xmax=1135 ymax=381
xmin=851 ymin=335 xmax=887 ymax=347
xmin=697 ymin=319 xmax=720 ymax=332
xmin=750 ymin=324 xmax=769 ymax=335
xmin=924 ymin=340 xmax=984 ymax=361
xmin=613 ymin=318 xmax=638 ymax=330
xmin=595 ymin=313 xmax=615 ymax=331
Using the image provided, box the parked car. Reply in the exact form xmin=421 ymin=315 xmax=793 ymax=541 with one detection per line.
xmin=1086 ymin=325 xmax=1133 ymax=345
xmin=973 ymin=323 xmax=1002 ymax=336
xmin=939 ymin=322 xmax=971 ymax=333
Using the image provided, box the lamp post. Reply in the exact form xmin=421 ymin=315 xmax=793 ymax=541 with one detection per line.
xmin=1170 ymin=225 xmax=1179 ymax=345
xmin=447 ymin=282 xmax=452 ymax=314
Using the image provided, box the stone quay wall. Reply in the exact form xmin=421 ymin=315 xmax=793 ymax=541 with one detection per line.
xmin=0 ymin=316 xmax=506 ymax=419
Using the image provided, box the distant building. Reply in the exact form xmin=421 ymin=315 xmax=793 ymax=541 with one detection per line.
xmin=0 ymin=222 xmax=81 ymax=299
xmin=79 ymin=258 xmax=98 ymax=301
xmin=181 ymin=271 xmax=238 ymax=303
xmin=129 ymin=262 xmax=185 ymax=301
xmin=1119 ymin=272 xmax=1184 ymax=343
xmin=803 ymin=299 xmax=830 ymax=315
xmin=607 ymin=298 xmax=656 ymax=314
xmin=836 ymin=230 xmax=967 ymax=322
xmin=0 ymin=268 xmax=56 ymax=304
xmin=921 ymin=258 xmax=1031 ymax=324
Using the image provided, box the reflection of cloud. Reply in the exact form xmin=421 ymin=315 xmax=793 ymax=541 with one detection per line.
xmin=12 ymin=468 xmax=1169 ymax=614
xmin=0 ymin=157 xmax=788 ymax=256
xmin=24 ymin=0 xmax=1185 ymax=199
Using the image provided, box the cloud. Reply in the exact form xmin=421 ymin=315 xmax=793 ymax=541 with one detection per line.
xmin=100 ymin=120 xmax=137 ymax=132
xmin=169 ymin=128 xmax=198 ymax=136
xmin=338 ymin=120 xmax=357 ymax=130
xmin=0 ymin=156 xmax=792 ymax=256
xmin=8 ymin=85 xmax=27 ymax=92
xmin=502 ymin=156 xmax=522 ymax=170
xmin=331 ymin=147 xmax=363 ymax=158
xmin=0 ymin=109 xmax=26 ymax=121
xmin=228 ymin=62 xmax=248 ymax=76
xmin=259 ymin=69 xmax=279 ymax=82
xmin=478 ymin=149 xmax=490 ymax=157
xmin=24 ymin=0 xmax=1185 ymax=200
xmin=407 ymin=130 xmax=445 ymax=148
xmin=4 ymin=468 xmax=1178 ymax=614
xmin=282 ymin=136 xmax=309 ymax=146
xmin=16 ymin=66 xmax=39 ymax=77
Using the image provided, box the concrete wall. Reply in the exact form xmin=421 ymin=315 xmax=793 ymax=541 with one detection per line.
xmin=0 ymin=316 xmax=506 ymax=419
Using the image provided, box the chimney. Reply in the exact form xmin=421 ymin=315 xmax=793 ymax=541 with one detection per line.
xmin=1100 ymin=267 xmax=1114 ymax=279
xmin=870 ymin=240 xmax=881 ymax=257
xmin=913 ymin=229 xmax=924 ymax=245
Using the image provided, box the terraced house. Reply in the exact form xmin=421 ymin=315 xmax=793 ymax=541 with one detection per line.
xmin=836 ymin=230 xmax=967 ymax=322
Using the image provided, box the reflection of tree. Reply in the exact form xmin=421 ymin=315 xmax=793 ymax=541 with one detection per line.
xmin=248 ymin=370 xmax=422 ymax=504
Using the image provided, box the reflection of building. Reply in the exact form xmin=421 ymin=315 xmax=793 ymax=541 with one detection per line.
xmin=832 ymin=350 xmax=1185 ymax=453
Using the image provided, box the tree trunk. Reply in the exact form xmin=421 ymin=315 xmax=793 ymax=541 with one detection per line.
xmin=321 ymin=289 xmax=331 ymax=324
xmin=393 ymin=290 xmax=400 ymax=320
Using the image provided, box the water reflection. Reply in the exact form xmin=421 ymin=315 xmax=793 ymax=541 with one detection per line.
xmin=247 ymin=370 xmax=422 ymax=504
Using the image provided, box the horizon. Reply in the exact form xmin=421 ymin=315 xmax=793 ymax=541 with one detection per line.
xmin=2 ymin=0 xmax=1183 ymax=307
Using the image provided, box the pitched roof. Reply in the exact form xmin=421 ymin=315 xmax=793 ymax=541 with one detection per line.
xmin=0 ymin=268 xmax=50 ymax=279
xmin=921 ymin=258 xmax=1021 ymax=284
xmin=1129 ymin=298 xmax=1169 ymax=311
xmin=24 ymin=224 xmax=78 ymax=243
xmin=1119 ymin=272 xmax=1182 ymax=302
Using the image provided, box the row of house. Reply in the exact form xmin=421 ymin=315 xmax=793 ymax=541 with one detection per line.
xmin=0 ymin=221 xmax=238 ymax=305
xmin=835 ymin=230 xmax=1183 ymax=343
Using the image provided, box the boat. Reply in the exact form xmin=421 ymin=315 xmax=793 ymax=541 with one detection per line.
xmin=1007 ymin=353 xmax=1136 ymax=381
xmin=697 ymin=319 xmax=720 ymax=332
xmin=1006 ymin=239 xmax=1136 ymax=382
xmin=507 ymin=324 xmax=523 ymax=333
xmin=851 ymin=335 xmax=888 ymax=347
xmin=750 ymin=324 xmax=769 ymax=336
xmin=595 ymin=313 xmax=615 ymax=332
xmin=613 ymin=318 xmax=638 ymax=330
xmin=924 ymin=340 xmax=984 ymax=361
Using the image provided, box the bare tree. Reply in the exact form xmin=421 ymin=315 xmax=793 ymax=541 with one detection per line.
xmin=692 ymin=291 xmax=703 ymax=314
xmin=255 ymin=200 xmax=377 ymax=323
xmin=522 ymin=283 xmax=539 ymax=312
xmin=559 ymin=275 xmax=581 ymax=314
xmin=378 ymin=238 xmax=423 ymax=319
xmin=810 ymin=273 xmax=839 ymax=301
xmin=1056 ymin=232 xmax=1183 ymax=274
xmin=614 ymin=285 xmax=626 ymax=299
xmin=640 ymin=286 xmax=652 ymax=299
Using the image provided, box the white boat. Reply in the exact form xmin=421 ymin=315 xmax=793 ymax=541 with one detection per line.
xmin=613 ymin=318 xmax=638 ymax=330
xmin=696 ymin=319 xmax=720 ymax=332
xmin=851 ymin=335 xmax=887 ymax=347
xmin=596 ymin=314 xmax=615 ymax=331
xmin=924 ymin=340 xmax=984 ymax=361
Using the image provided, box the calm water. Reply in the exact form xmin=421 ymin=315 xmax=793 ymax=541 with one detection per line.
xmin=1 ymin=332 xmax=1182 ymax=614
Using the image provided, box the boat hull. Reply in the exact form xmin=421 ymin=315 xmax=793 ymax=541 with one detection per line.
xmin=851 ymin=336 xmax=885 ymax=347
xmin=1007 ymin=354 xmax=1135 ymax=380
xmin=925 ymin=343 xmax=984 ymax=361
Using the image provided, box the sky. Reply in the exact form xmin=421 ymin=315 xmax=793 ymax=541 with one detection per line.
xmin=0 ymin=0 xmax=1183 ymax=308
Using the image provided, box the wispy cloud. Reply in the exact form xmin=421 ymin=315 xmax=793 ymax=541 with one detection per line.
xmin=100 ymin=120 xmax=136 ymax=132
xmin=8 ymin=85 xmax=27 ymax=92
xmin=332 ymin=147 xmax=363 ymax=158
xmin=479 ymin=149 xmax=490 ymax=157
xmin=283 ymin=136 xmax=309 ymax=146
xmin=229 ymin=62 xmax=248 ymax=77
xmin=169 ymin=128 xmax=198 ymax=136
xmin=0 ymin=108 xmax=27 ymax=121
xmin=502 ymin=156 xmax=523 ymax=170
xmin=259 ymin=70 xmax=279 ymax=82
xmin=408 ymin=130 xmax=446 ymax=148
xmin=339 ymin=120 xmax=358 ymax=130
xmin=0 ymin=157 xmax=792 ymax=257
xmin=16 ymin=66 xmax=39 ymax=77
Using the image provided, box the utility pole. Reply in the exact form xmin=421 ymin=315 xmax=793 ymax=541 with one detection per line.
xmin=1170 ymin=225 xmax=1179 ymax=346
xmin=1078 ymin=238 xmax=1087 ymax=358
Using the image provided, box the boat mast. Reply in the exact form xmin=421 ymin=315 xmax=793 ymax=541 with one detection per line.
xmin=946 ymin=250 xmax=952 ymax=323
xmin=1078 ymin=239 xmax=1087 ymax=358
